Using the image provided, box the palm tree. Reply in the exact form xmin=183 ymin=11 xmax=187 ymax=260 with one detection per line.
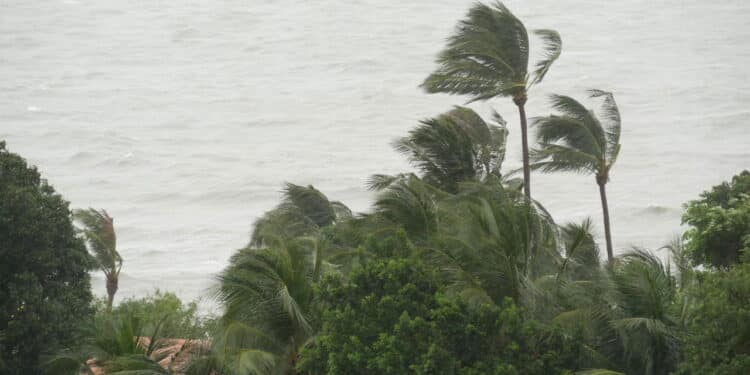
xmin=422 ymin=1 xmax=562 ymax=199
xmin=608 ymin=250 xmax=682 ymax=375
xmin=530 ymin=90 xmax=621 ymax=262
xmin=251 ymin=183 xmax=351 ymax=248
xmin=215 ymin=236 xmax=331 ymax=374
xmin=393 ymin=106 xmax=508 ymax=193
xmin=74 ymin=208 xmax=122 ymax=311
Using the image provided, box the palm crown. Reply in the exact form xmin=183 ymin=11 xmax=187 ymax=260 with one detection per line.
xmin=422 ymin=1 xmax=561 ymax=102
xmin=530 ymin=90 xmax=621 ymax=182
xmin=393 ymin=106 xmax=508 ymax=193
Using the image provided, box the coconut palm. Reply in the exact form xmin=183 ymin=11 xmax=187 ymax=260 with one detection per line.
xmin=609 ymin=250 xmax=682 ymax=375
xmin=393 ymin=106 xmax=508 ymax=193
xmin=251 ymin=184 xmax=351 ymax=248
xmin=420 ymin=179 xmax=559 ymax=305
xmin=530 ymin=90 xmax=621 ymax=262
xmin=215 ymin=236 xmax=332 ymax=374
xmin=74 ymin=208 xmax=122 ymax=311
xmin=422 ymin=1 xmax=562 ymax=199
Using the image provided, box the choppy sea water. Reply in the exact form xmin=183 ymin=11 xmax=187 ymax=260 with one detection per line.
xmin=1 ymin=0 xmax=748 ymax=307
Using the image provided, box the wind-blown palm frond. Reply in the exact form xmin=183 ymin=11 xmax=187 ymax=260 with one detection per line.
xmin=215 ymin=237 xmax=328 ymax=373
xmin=422 ymin=1 xmax=531 ymax=100
xmin=250 ymin=184 xmax=351 ymax=247
xmin=588 ymin=89 xmax=621 ymax=155
xmin=606 ymin=248 xmax=681 ymax=375
xmin=557 ymin=219 xmax=601 ymax=281
xmin=394 ymin=107 xmax=508 ymax=193
xmin=373 ymin=175 xmax=448 ymax=240
xmin=530 ymin=29 xmax=562 ymax=86
xmin=74 ymin=208 xmax=121 ymax=309
xmin=424 ymin=183 xmax=560 ymax=305
xmin=530 ymin=144 xmax=600 ymax=174
xmin=531 ymin=91 xmax=622 ymax=261
xmin=422 ymin=1 xmax=563 ymax=199
xmin=74 ymin=208 xmax=120 ymax=276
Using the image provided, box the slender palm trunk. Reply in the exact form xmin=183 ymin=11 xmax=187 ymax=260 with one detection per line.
xmin=106 ymin=276 xmax=118 ymax=311
xmin=514 ymin=95 xmax=531 ymax=199
xmin=598 ymin=181 xmax=614 ymax=262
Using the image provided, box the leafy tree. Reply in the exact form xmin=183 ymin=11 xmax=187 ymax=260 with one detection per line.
xmin=677 ymin=263 xmax=750 ymax=374
xmin=298 ymin=257 xmax=582 ymax=374
xmin=107 ymin=290 xmax=214 ymax=339
xmin=0 ymin=141 xmax=95 ymax=374
xmin=682 ymin=170 xmax=750 ymax=268
xmin=422 ymin=1 xmax=562 ymax=198
xmin=530 ymin=90 xmax=621 ymax=262
xmin=393 ymin=106 xmax=508 ymax=193
xmin=74 ymin=208 xmax=122 ymax=311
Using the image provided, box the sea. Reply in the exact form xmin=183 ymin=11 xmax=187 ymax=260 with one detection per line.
xmin=1 ymin=0 xmax=748 ymax=310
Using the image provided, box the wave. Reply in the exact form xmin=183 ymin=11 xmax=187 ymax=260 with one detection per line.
xmin=635 ymin=205 xmax=680 ymax=216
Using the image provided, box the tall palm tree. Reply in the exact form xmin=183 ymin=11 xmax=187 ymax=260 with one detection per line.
xmin=530 ymin=90 xmax=621 ymax=262
xmin=422 ymin=1 xmax=562 ymax=199
xmin=74 ymin=208 xmax=122 ymax=311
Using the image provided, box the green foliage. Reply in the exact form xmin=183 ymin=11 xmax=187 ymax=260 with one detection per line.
xmin=682 ymin=170 xmax=750 ymax=268
xmin=74 ymin=207 xmax=122 ymax=309
xmin=677 ymin=263 xmax=750 ymax=374
xmin=530 ymin=91 xmax=621 ymax=178
xmin=0 ymin=141 xmax=95 ymax=374
xmin=421 ymin=1 xmax=561 ymax=101
xmin=46 ymin=312 xmax=175 ymax=374
xmin=105 ymin=290 xmax=214 ymax=339
xmin=214 ymin=237 xmax=331 ymax=373
xmin=393 ymin=107 xmax=508 ymax=193
xmin=298 ymin=257 xmax=582 ymax=374
xmin=250 ymin=184 xmax=351 ymax=248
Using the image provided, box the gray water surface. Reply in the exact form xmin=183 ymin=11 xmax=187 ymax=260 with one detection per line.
xmin=2 ymin=0 xmax=748 ymax=306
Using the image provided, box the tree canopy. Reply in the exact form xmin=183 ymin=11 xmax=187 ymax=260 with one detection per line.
xmin=0 ymin=141 xmax=95 ymax=374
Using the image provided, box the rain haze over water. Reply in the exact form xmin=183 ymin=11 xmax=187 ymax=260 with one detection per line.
xmin=1 ymin=0 xmax=749 ymax=307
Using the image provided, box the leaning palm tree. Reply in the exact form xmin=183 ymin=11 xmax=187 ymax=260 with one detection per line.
xmin=422 ymin=1 xmax=562 ymax=199
xmin=530 ymin=90 xmax=621 ymax=262
xmin=74 ymin=208 xmax=122 ymax=311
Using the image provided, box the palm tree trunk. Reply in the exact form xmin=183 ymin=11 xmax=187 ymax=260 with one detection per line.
xmin=106 ymin=276 xmax=118 ymax=312
xmin=598 ymin=181 xmax=614 ymax=262
xmin=514 ymin=95 xmax=531 ymax=199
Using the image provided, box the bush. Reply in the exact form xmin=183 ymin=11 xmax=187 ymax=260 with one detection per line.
xmin=298 ymin=257 xmax=581 ymax=374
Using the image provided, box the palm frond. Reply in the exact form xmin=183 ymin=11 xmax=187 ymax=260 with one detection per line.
xmin=530 ymin=144 xmax=599 ymax=174
xmin=588 ymin=89 xmax=621 ymax=151
xmin=73 ymin=208 xmax=121 ymax=276
xmin=532 ymin=114 xmax=603 ymax=157
xmin=529 ymin=29 xmax=562 ymax=86
xmin=421 ymin=1 xmax=530 ymax=100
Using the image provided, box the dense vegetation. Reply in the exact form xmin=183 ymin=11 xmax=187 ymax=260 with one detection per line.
xmin=0 ymin=141 xmax=95 ymax=374
xmin=1 ymin=1 xmax=748 ymax=374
